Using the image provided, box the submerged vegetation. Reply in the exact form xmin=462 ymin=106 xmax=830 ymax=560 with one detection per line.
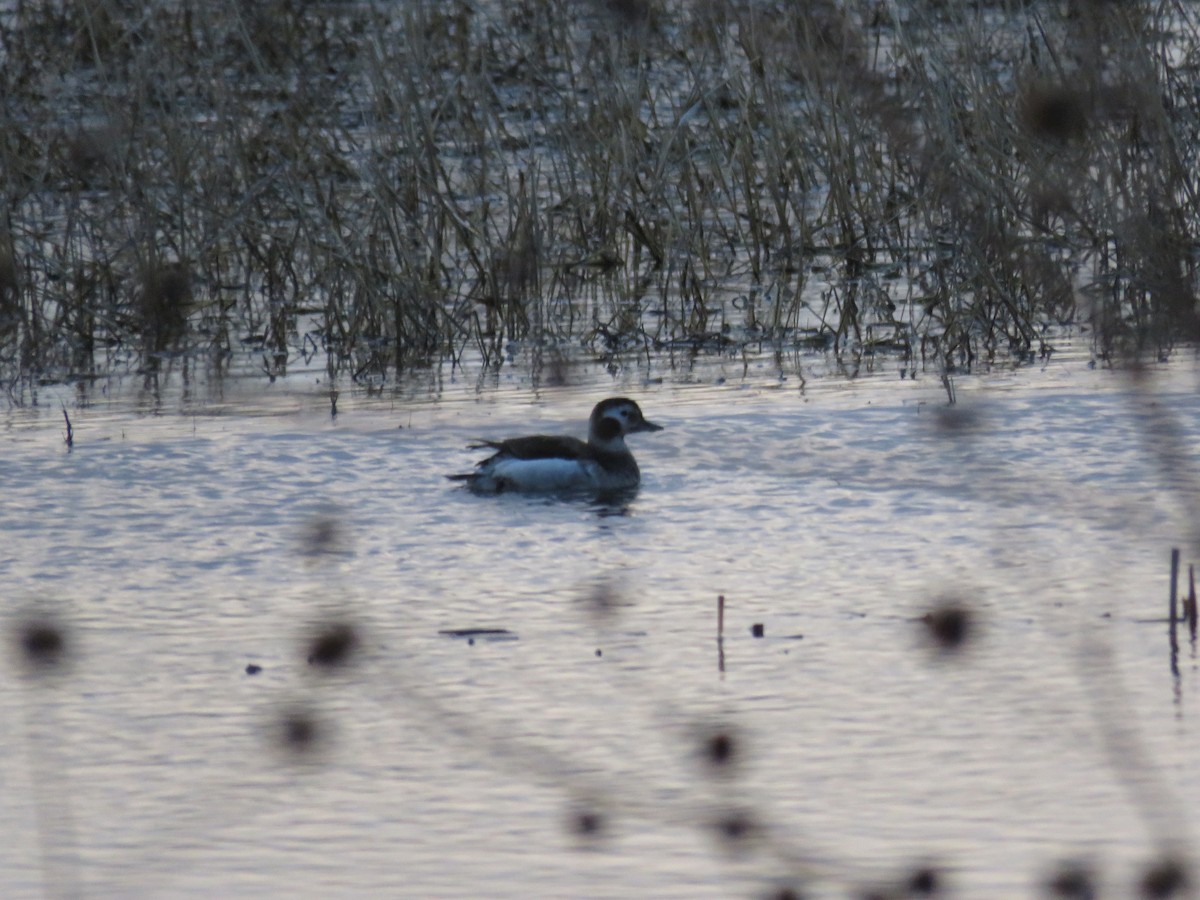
xmin=1 ymin=0 xmax=1199 ymax=401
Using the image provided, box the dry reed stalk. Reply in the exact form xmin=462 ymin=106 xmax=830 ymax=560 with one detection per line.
xmin=1188 ymin=564 xmax=1198 ymax=641
xmin=1 ymin=0 xmax=1200 ymax=398
xmin=1170 ymin=548 xmax=1180 ymax=623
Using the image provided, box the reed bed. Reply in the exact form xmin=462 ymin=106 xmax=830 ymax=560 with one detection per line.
xmin=1 ymin=0 xmax=1199 ymax=401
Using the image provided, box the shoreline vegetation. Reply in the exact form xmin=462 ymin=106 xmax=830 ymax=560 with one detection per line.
xmin=1 ymin=0 xmax=1199 ymax=403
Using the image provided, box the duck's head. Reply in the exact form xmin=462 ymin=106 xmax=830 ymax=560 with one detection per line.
xmin=588 ymin=397 xmax=663 ymax=446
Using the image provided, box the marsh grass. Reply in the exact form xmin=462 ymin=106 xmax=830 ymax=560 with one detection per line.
xmin=2 ymin=0 xmax=1199 ymax=402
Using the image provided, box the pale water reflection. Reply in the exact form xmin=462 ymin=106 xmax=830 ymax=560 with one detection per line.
xmin=2 ymin=353 xmax=1199 ymax=898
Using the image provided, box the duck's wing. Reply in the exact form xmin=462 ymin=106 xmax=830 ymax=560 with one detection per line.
xmin=469 ymin=435 xmax=591 ymax=462
xmin=449 ymin=435 xmax=598 ymax=492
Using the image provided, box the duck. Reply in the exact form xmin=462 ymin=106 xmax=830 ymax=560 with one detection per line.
xmin=448 ymin=398 xmax=663 ymax=495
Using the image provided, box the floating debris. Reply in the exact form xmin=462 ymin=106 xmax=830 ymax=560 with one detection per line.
xmin=438 ymin=628 xmax=518 ymax=643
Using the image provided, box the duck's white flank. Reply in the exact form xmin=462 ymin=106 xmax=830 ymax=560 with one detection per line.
xmin=480 ymin=457 xmax=607 ymax=492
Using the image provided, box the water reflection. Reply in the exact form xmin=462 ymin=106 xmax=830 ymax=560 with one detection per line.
xmin=2 ymin=354 xmax=1200 ymax=896
xmin=449 ymin=483 xmax=642 ymax=520
xmin=591 ymin=489 xmax=640 ymax=517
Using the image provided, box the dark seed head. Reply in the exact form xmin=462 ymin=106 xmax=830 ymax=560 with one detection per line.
xmin=306 ymin=623 xmax=358 ymax=668
xmin=572 ymin=809 xmax=604 ymax=838
xmin=21 ymin=622 xmax=65 ymax=665
xmin=705 ymin=730 xmax=736 ymax=767
xmin=14 ymin=618 xmax=69 ymax=673
xmin=581 ymin=580 xmax=626 ymax=622
xmin=602 ymin=0 xmax=651 ymax=28
xmin=907 ymin=865 xmax=940 ymax=894
xmin=922 ymin=604 xmax=972 ymax=651
xmin=934 ymin=405 xmax=982 ymax=434
xmin=285 ymin=715 xmax=314 ymax=746
xmin=1140 ymin=857 xmax=1188 ymax=898
xmin=1047 ymin=862 xmax=1096 ymax=899
xmin=301 ymin=515 xmax=344 ymax=558
xmin=137 ymin=262 xmax=192 ymax=354
xmin=278 ymin=708 xmax=322 ymax=754
xmin=1020 ymin=84 xmax=1087 ymax=143
xmin=713 ymin=810 xmax=757 ymax=847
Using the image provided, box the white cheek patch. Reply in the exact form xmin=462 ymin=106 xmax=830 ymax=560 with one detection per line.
xmin=490 ymin=458 xmax=594 ymax=491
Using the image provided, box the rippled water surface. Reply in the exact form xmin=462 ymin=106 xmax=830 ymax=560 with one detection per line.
xmin=3 ymin=351 xmax=1200 ymax=898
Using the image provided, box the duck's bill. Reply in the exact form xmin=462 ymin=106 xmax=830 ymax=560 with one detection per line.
xmin=636 ymin=419 xmax=664 ymax=432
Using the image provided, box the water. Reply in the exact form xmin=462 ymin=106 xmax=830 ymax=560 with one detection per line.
xmin=2 ymin=350 xmax=1199 ymax=898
